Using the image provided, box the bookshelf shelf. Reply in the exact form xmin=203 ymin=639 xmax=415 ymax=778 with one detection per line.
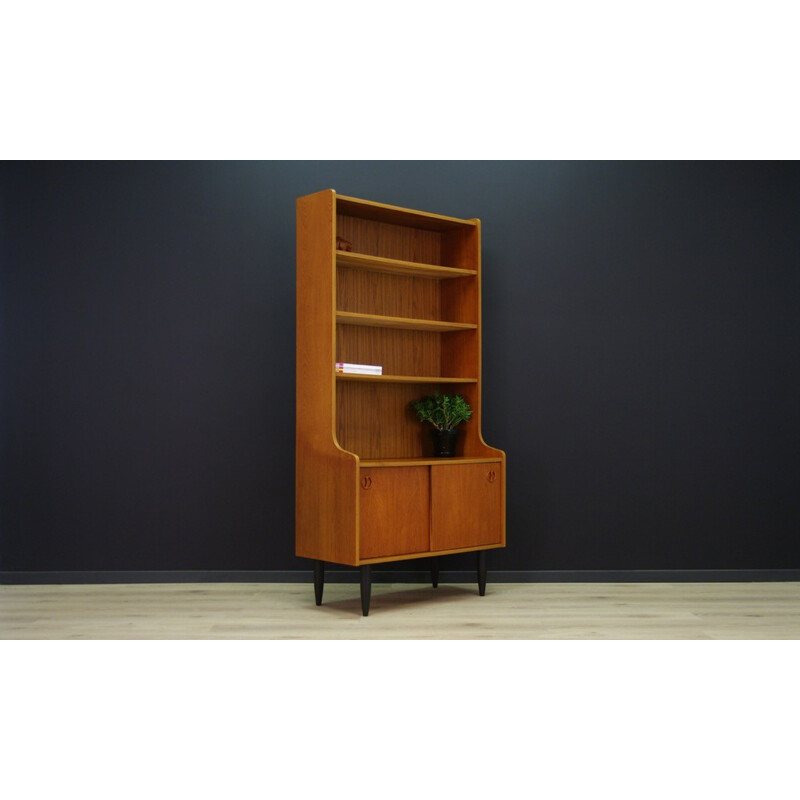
xmin=334 ymin=372 xmax=478 ymax=384
xmin=359 ymin=456 xmax=502 ymax=467
xmin=336 ymin=194 xmax=478 ymax=231
xmin=336 ymin=251 xmax=477 ymax=279
xmin=336 ymin=310 xmax=477 ymax=333
xmin=297 ymin=189 xmax=505 ymax=615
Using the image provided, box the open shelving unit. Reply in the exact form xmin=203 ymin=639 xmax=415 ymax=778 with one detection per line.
xmin=296 ymin=190 xmax=506 ymax=614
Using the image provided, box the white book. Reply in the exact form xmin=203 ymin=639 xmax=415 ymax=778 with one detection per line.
xmin=335 ymin=362 xmax=383 ymax=374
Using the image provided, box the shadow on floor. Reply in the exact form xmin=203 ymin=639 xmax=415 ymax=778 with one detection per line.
xmin=313 ymin=584 xmax=480 ymax=617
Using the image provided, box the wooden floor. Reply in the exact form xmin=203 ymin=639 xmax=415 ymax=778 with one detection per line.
xmin=2 ymin=581 xmax=800 ymax=639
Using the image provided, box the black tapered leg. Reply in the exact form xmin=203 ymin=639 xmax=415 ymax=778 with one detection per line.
xmin=360 ymin=565 xmax=371 ymax=616
xmin=431 ymin=557 xmax=440 ymax=589
xmin=477 ymin=550 xmax=487 ymax=596
xmin=313 ymin=560 xmax=325 ymax=606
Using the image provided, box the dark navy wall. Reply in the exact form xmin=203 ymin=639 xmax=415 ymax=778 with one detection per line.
xmin=2 ymin=161 xmax=799 ymax=576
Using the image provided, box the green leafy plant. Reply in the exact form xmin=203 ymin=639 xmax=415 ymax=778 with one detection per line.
xmin=410 ymin=393 xmax=472 ymax=431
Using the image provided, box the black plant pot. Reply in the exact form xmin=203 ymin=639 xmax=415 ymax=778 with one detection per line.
xmin=431 ymin=428 xmax=459 ymax=457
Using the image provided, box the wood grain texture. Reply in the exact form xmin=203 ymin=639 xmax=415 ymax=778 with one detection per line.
xmin=358 ymin=543 xmax=503 ymax=564
xmin=359 ymin=467 xmax=430 ymax=559
xmin=336 ymin=195 xmax=477 ymax=232
xmin=336 ymin=311 xmax=477 ymax=333
xmin=335 ymin=380 xmax=481 ymax=460
xmin=337 ymin=328 xmax=441 ymax=378
xmin=336 ymin=259 xmax=440 ymax=379
xmin=296 ymin=190 xmax=359 ymax=565
xmin=336 ymin=381 xmax=431 ymax=459
xmin=298 ymin=190 xmax=505 ymax=568
xmin=337 ymin=215 xmax=443 ymax=264
xmin=335 ymin=374 xmax=477 ymax=384
xmin=4 ymin=582 xmax=800 ymax=639
xmin=441 ymin=220 xmax=504 ymax=461
xmin=360 ymin=457 xmax=503 ymax=467
xmin=336 ymin=251 xmax=476 ymax=279
xmin=431 ymin=462 xmax=503 ymax=551
xmin=337 ymin=265 xmax=441 ymax=319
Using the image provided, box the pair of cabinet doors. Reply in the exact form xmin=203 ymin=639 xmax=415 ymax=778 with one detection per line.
xmin=359 ymin=462 xmax=503 ymax=560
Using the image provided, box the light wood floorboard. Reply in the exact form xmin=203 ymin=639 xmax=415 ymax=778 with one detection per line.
xmin=2 ymin=582 xmax=800 ymax=639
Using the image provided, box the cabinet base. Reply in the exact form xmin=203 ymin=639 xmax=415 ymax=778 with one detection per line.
xmin=309 ymin=552 xmax=489 ymax=615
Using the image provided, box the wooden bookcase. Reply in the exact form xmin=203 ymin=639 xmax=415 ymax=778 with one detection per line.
xmin=296 ymin=189 xmax=506 ymax=614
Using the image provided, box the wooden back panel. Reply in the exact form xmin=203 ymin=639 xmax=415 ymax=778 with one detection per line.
xmin=337 ymin=381 xmax=438 ymax=459
xmin=337 ymin=215 xmax=442 ymax=264
xmin=337 ymin=267 xmax=442 ymax=319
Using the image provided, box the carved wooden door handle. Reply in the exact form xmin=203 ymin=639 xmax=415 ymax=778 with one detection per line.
xmin=361 ymin=476 xmax=372 ymax=490
xmin=487 ymin=470 xmax=496 ymax=483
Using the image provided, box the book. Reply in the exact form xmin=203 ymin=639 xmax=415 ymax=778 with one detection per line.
xmin=335 ymin=362 xmax=382 ymax=374
xmin=335 ymin=362 xmax=383 ymax=375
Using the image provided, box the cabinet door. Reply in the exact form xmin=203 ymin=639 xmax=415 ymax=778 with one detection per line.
xmin=359 ymin=467 xmax=430 ymax=559
xmin=430 ymin=462 xmax=503 ymax=551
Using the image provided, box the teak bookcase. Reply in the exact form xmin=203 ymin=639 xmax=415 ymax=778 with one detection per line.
xmin=296 ymin=189 xmax=505 ymax=615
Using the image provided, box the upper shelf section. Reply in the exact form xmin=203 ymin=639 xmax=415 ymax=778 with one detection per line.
xmin=336 ymin=251 xmax=476 ymax=280
xmin=336 ymin=193 xmax=477 ymax=232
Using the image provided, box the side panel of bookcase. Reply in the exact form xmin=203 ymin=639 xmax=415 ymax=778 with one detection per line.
xmin=296 ymin=190 xmax=359 ymax=566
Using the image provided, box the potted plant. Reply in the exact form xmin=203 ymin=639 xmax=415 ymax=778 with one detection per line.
xmin=410 ymin=393 xmax=472 ymax=457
